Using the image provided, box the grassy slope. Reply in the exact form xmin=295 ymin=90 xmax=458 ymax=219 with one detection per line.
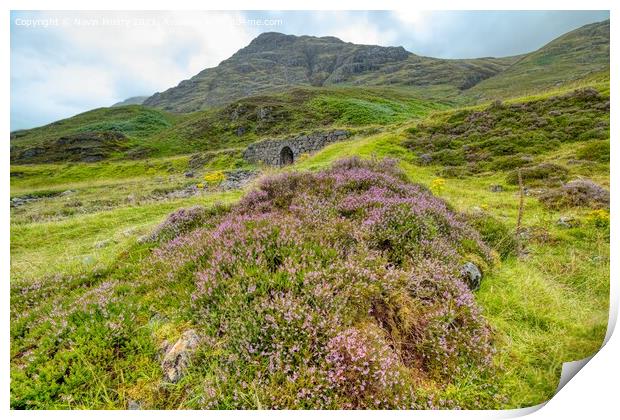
xmin=10 ymin=84 xmax=609 ymax=408
xmin=10 ymin=87 xmax=447 ymax=163
xmin=465 ymin=20 xmax=609 ymax=101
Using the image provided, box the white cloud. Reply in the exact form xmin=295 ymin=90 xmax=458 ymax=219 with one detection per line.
xmin=11 ymin=10 xmax=254 ymax=129
xmin=308 ymin=11 xmax=398 ymax=46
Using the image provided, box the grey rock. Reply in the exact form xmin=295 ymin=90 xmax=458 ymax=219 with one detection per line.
xmin=94 ymin=239 xmax=112 ymax=249
xmin=184 ymin=171 xmax=195 ymax=178
xmin=166 ymin=185 xmax=199 ymax=199
xmin=10 ymin=195 xmax=39 ymax=208
xmin=127 ymin=400 xmax=141 ymax=410
xmin=489 ymin=184 xmax=503 ymax=193
xmin=220 ymin=169 xmax=258 ymax=190
xmin=419 ymin=154 xmax=432 ymax=165
xmin=461 ymin=262 xmax=483 ymax=291
xmin=557 ymin=216 xmax=578 ymax=228
xmin=161 ymin=330 xmax=201 ymax=383
xmin=257 ymin=107 xmax=271 ymax=121
xmin=60 ymin=190 xmax=76 ymax=196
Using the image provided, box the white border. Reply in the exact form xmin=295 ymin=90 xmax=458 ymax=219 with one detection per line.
xmin=2 ymin=1 xmax=617 ymax=418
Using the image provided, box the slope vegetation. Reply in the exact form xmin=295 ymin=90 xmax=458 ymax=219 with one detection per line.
xmin=466 ymin=20 xmax=609 ymax=100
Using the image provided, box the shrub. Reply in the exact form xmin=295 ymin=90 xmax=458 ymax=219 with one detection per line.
xmin=505 ymin=163 xmax=569 ymax=186
xmin=144 ymin=206 xmax=210 ymax=243
xmin=539 ymin=179 xmax=610 ymax=210
xmin=203 ymin=170 xmax=225 ymax=186
xmin=576 ymin=140 xmax=610 ymax=163
xmin=146 ymin=158 xmax=498 ymax=409
xmin=404 ymin=88 xmax=609 ymax=173
xmin=467 ymin=211 xmax=517 ymax=259
xmin=586 ymin=209 xmax=610 ymax=228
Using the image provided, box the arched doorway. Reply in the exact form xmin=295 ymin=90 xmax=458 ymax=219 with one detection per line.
xmin=279 ymin=146 xmax=294 ymax=166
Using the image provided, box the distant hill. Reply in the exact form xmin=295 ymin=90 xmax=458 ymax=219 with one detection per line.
xmin=10 ymin=106 xmax=177 ymax=163
xmin=143 ymin=32 xmax=517 ymax=112
xmin=112 ymin=96 xmax=149 ymax=107
xmin=465 ymin=20 xmax=610 ymax=100
xmin=10 ymin=87 xmax=446 ymax=163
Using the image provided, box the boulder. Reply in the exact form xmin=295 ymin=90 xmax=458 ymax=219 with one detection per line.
xmin=161 ymin=330 xmax=201 ymax=383
xmin=419 ymin=153 xmax=432 ymax=165
xmin=461 ymin=262 xmax=483 ymax=291
xmin=127 ymin=400 xmax=141 ymax=410
xmin=489 ymin=184 xmax=503 ymax=193
xmin=557 ymin=216 xmax=579 ymax=228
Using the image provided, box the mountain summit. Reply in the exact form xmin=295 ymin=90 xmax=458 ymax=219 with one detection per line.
xmin=143 ymin=21 xmax=609 ymax=113
xmin=143 ymin=32 xmax=515 ymax=112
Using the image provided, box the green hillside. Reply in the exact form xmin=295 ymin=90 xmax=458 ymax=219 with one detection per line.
xmin=465 ymin=20 xmax=609 ymax=100
xmin=11 ymin=87 xmax=448 ymax=163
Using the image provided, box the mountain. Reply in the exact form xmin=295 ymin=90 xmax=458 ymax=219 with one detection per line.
xmin=465 ymin=20 xmax=610 ymax=100
xmin=143 ymin=32 xmax=517 ymax=112
xmin=112 ymin=96 xmax=150 ymax=107
xmin=143 ymin=20 xmax=609 ymax=113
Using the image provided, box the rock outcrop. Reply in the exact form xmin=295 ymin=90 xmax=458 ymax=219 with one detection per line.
xmin=161 ymin=330 xmax=201 ymax=383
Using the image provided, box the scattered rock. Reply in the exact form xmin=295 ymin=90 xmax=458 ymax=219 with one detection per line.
xmin=419 ymin=153 xmax=432 ymax=165
xmin=236 ymin=126 xmax=246 ymax=136
xmin=257 ymin=106 xmax=272 ymax=121
xmin=60 ymin=190 xmax=76 ymax=196
xmin=161 ymin=330 xmax=201 ymax=383
xmin=184 ymin=171 xmax=195 ymax=178
xmin=127 ymin=400 xmax=141 ymax=410
xmin=489 ymin=184 xmax=503 ymax=193
xmin=461 ymin=262 xmax=482 ymax=291
xmin=94 ymin=239 xmax=112 ymax=249
xmin=557 ymin=216 xmax=579 ymax=228
xmin=220 ymin=169 xmax=258 ymax=190
xmin=10 ymin=196 xmax=34 ymax=208
xmin=166 ymin=185 xmax=199 ymax=199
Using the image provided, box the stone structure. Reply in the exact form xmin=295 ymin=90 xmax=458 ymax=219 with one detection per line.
xmin=243 ymin=130 xmax=350 ymax=166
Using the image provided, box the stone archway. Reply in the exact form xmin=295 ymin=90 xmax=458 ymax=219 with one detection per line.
xmin=279 ymin=146 xmax=294 ymax=166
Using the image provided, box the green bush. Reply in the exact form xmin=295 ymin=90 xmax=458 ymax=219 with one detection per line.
xmin=467 ymin=211 xmax=517 ymax=259
xmin=505 ymin=163 xmax=569 ymax=186
xmin=576 ymin=139 xmax=610 ymax=163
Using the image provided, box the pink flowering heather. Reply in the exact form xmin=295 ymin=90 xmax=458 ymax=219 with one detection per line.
xmin=145 ymin=157 xmax=498 ymax=409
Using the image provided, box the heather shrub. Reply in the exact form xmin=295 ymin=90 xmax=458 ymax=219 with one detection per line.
xmin=144 ymin=204 xmax=227 ymax=243
xmin=146 ymin=158 xmax=499 ymax=409
xmin=404 ymin=88 xmax=609 ymax=174
xmin=539 ymin=179 xmax=610 ymax=210
xmin=505 ymin=163 xmax=569 ymax=186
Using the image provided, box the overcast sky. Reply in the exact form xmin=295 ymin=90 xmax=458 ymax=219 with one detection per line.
xmin=10 ymin=10 xmax=609 ymax=130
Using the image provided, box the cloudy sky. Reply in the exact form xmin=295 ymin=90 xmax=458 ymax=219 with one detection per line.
xmin=10 ymin=10 xmax=609 ymax=130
